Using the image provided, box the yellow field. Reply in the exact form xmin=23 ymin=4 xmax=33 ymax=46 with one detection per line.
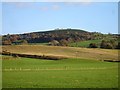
xmin=2 ymin=45 xmax=119 ymax=61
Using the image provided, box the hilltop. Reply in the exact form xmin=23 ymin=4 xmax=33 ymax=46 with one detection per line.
xmin=2 ymin=28 xmax=92 ymax=43
xmin=1 ymin=29 xmax=99 ymax=42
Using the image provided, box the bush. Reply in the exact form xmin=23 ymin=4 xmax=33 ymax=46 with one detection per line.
xmin=105 ymin=43 xmax=113 ymax=49
xmin=59 ymin=39 xmax=68 ymax=46
xmin=89 ymin=43 xmax=98 ymax=48
xmin=100 ymin=40 xmax=114 ymax=49
xmin=116 ymin=42 xmax=120 ymax=49
xmin=2 ymin=39 xmax=12 ymax=45
xmin=49 ymin=40 xmax=59 ymax=46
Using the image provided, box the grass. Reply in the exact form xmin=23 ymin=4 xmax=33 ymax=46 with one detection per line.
xmin=29 ymin=42 xmax=49 ymax=45
xmin=69 ymin=39 xmax=102 ymax=47
xmin=2 ymin=56 xmax=118 ymax=88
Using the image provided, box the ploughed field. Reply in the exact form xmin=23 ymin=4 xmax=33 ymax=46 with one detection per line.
xmin=2 ymin=56 xmax=118 ymax=88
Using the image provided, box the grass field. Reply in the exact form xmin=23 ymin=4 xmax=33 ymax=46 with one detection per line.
xmin=69 ymin=39 xmax=102 ymax=47
xmin=2 ymin=55 xmax=118 ymax=88
xmin=2 ymin=45 xmax=119 ymax=88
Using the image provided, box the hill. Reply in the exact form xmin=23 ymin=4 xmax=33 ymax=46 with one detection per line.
xmin=2 ymin=28 xmax=97 ymax=44
xmin=2 ymin=28 xmax=119 ymax=49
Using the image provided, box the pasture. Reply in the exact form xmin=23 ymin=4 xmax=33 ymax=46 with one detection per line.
xmin=2 ymin=55 xmax=118 ymax=88
xmin=69 ymin=39 xmax=102 ymax=47
xmin=1 ymin=45 xmax=119 ymax=88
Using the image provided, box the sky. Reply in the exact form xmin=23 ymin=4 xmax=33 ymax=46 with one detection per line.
xmin=1 ymin=2 xmax=118 ymax=35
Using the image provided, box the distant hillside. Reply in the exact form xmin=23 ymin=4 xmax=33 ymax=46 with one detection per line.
xmin=2 ymin=28 xmax=119 ymax=49
xmin=2 ymin=29 xmax=93 ymax=43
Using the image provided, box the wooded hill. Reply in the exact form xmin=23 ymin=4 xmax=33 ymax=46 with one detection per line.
xmin=2 ymin=28 xmax=119 ymax=49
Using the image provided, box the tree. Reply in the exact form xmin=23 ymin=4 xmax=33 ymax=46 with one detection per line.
xmin=116 ymin=42 xmax=120 ymax=49
xmin=10 ymin=35 xmax=18 ymax=42
xmin=100 ymin=40 xmax=113 ymax=49
xmin=49 ymin=40 xmax=59 ymax=46
xmin=30 ymin=33 xmax=37 ymax=39
xmin=67 ymin=38 xmax=73 ymax=43
xmin=100 ymin=40 xmax=107 ymax=48
xmin=105 ymin=43 xmax=113 ymax=49
xmin=59 ymin=39 xmax=68 ymax=46
xmin=89 ymin=43 xmax=98 ymax=48
xmin=2 ymin=39 xmax=12 ymax=45
xmin=21 ymin=40 xmax=28 ymax=45
xmin=0 ymin=36 xmax=2 ymax=45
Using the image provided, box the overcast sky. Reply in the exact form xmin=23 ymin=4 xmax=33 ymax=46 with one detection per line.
xmin=1 ymin=2 xmax=118 ymax=34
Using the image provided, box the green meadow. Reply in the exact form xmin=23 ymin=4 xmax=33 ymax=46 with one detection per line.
xmin=2 ymin=56 xmax=118 ymax=88
xmin=69 ymin=39 xmax=102 ymax=47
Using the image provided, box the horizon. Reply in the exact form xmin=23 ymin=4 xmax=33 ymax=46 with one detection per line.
xmin=1 ymin=28 xmax=118 ymax=36
xmin=1 ymin=28 xmax=92 ymax=35
xmin=1 ymin=2 xmax=118 ymax=35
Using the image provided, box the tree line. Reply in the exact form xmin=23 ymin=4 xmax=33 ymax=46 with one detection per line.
xmin=89 ymin=39 xmax=120 ymax=49
xmin=2 ymin=29 xmax=95 ymax=45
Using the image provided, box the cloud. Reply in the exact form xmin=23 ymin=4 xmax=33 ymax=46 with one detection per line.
xmin=8 ymin=2 xmax=33 ymax=8
xmin=13 ymin=2 xmax=27 ymax=7
xmin=15 ymin=2 xmax=60 ymax=11
xmin=39 ymin=4 xmax=60 ymax=11
xmin=80 ymin=0 xmax=93 ymax=5
xmin=51 ymin=5 xmax=60 ymax=10
xmin=64 ymin=0 xmax=93 ymax=6
xmin=5 ymin=2 xmax=61 ymax=12
xmin=39 ymin=6 xmax=49 ymax=11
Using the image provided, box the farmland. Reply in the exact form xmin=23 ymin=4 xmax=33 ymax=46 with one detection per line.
xmin=69 ymin=39 xmax=102 ymax=47
xmin=2 ymin=55 xmax=118 ymax=88
xmin=2 ymin=45 xmax=118 ymax=60
xmin=1 ymin=45 xmax=119 ymax=88
xmin=2 ymin=2 xmax=119 ymax=89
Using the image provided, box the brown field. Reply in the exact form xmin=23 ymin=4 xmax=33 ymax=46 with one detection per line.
xmin=1 ymin=45 xmax=119 ymax=61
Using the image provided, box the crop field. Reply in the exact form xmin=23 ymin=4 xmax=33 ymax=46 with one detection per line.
xmin=2 ymin=45 xmax=118 ymax=60
xmin=2 ymin=55 xmax=118 ymax=88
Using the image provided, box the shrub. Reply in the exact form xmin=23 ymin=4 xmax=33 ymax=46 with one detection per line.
xmin=116 ymin=42 xmax=120 ymax=49
xmin=59 ymin=39 xmax=68 ymax=46
xmin=100 ymin=40 xmax=114 ymax=49
xmin=49 ymin=40 xmax=59 ymax=46
xmin=105 ymin=43 xmax=113 ymax=49
xmin=89 ymin=43 xmax=98 ymax=48
xmin=2 ymin=39 xmax=12 ymax=45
